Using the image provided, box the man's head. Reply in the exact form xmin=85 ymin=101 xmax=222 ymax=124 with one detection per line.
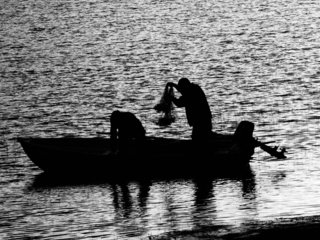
xmin=178 ymin=77 xmax=191 ymax=94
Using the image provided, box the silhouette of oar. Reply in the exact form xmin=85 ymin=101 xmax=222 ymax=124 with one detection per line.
xmin=254 ymin=139 xmax=286 ymax=159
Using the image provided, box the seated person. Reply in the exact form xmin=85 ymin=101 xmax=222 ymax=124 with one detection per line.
xmin=230 ymin=121 xmax=256 ymax=159
xmin=110 ymin=110 xmax=146 ymax=153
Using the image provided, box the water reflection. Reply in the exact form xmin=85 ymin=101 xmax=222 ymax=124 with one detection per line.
xmin=193 ymin=178 xmax=216 ymax=227
xmin=194 ymin=179 xmax=214 ymax=207
xmin=270 ymin=171 xmax=287 ymax=185
xmin=111 ymin=180 xmax=151 ymax=238
xmin=241 ymin=172 xmax=256 ymax=201
xmin=111 ymin=180 xmax=151 ymax=218
xmin=29 ymin=169 xmax=257 ymax=238
xmin=112 ymin=183 xmax=132 ymax=218
xmin=192 ymin=166 xmax=256 ymax=227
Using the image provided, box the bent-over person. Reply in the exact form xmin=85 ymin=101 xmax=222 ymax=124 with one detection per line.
xmin=166 ymin=78 xmax=212 ymax=141
xmin=110 ymin=110 xmax=146 ymax=154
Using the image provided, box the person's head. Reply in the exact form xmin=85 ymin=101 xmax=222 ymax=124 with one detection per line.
xmin=178 ymin=77 xmax=191 ymax=94
xmin=111 ymin=110 xmax=121 ymax=121
xmin=234 ymin=121 xmax=254 ymax=141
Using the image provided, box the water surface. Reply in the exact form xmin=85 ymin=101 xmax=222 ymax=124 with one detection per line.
xmin=1 ymin=0 xmax=320 ymax=239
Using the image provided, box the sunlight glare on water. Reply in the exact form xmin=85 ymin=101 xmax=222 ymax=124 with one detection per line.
xmin=1 ymin=0 xmax=320 ymax=239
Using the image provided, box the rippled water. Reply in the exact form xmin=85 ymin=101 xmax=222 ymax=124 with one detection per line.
xmin=1 ymin=0 xmax=320 ymax=239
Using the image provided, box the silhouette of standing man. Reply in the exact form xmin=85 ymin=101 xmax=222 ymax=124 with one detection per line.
xmin=166 ymin=78 xmax=212 ymax=141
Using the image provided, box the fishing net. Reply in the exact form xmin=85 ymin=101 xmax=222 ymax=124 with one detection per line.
xmin=154 ymin=85 xmax=176 ymax=126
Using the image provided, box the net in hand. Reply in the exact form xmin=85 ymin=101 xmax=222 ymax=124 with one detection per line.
xmin=154 ymin=86 xmax=176 ymax=126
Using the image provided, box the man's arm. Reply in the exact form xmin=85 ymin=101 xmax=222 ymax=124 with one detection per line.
xmin=166 ymin=82 xmax=185 ymax=107
xmin=166 ymin=82 xmax=179 ymax=91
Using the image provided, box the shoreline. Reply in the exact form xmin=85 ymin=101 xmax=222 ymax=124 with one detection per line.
xmin=150 ymin=215 xmax=320 ymax=239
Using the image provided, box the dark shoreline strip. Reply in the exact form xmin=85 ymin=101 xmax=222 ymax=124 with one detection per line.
xmin=149 ymin=216 xmax=320 ymax=240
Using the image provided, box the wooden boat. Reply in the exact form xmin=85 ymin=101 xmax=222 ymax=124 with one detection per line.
xmin=17 ymin=121 xmax=284 ymax=179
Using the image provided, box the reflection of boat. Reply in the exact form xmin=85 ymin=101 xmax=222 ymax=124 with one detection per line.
xmin=18 ymin=134 xmax=254 ymax=179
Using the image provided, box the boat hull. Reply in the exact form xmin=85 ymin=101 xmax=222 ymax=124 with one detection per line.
xmin=18 ymin=134 xmax=254 ymax=179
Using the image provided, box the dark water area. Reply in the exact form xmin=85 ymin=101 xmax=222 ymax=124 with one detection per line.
xmin=1 ymin=0 xmax=320 ymax=239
